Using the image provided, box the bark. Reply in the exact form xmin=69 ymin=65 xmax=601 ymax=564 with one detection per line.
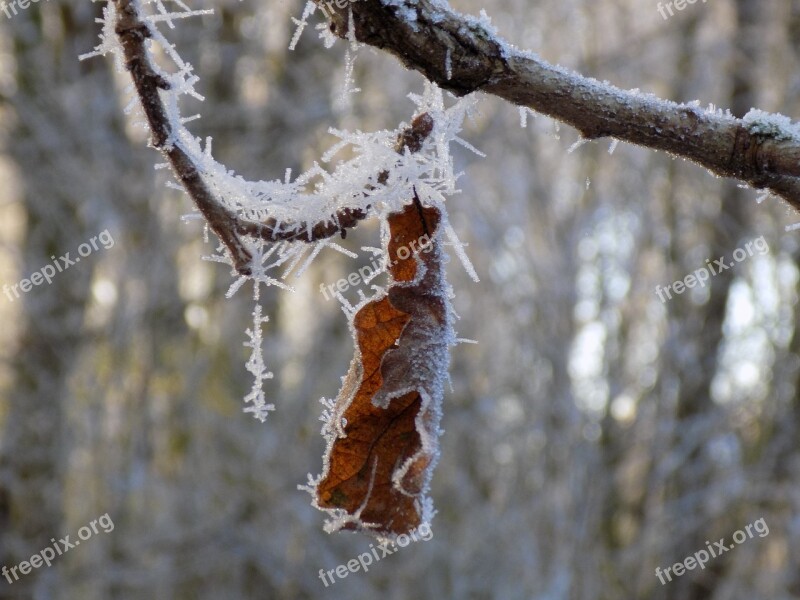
xmin=318 ymin=0 xmax=800 ymax=209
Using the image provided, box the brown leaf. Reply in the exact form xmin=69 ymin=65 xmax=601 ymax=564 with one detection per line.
xmin=313 ymin=198 xmax=450 ymax=537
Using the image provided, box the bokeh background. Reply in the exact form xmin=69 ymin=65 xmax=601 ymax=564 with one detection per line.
xmin=1 ymin=0 xmax=799 ymax=598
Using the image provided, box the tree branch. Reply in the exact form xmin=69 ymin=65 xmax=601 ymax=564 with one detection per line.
xmin=319 ymin=0 xmax=800 ymax=210
xmin=112 ymin=0 xmax=433 ymax=275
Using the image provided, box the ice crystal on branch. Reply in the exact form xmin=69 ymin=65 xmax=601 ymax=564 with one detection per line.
xmin=242 ymin=295 xmax=274 ymax=423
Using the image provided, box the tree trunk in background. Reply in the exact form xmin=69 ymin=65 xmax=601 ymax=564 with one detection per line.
xmin=659 ymin=2 xmax=757 ymax=597
xmin=0 ymin=4 xmax=133 ymax=598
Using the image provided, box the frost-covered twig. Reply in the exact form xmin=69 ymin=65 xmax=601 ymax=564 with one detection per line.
xmin=317 ymin=0 xmax=800 ymax=209
xmin=107 ymin=0 xmax=435 ymax=275
xmin=87 ymin=0 xmax=478 ymax=422
xmin=111 ymin=0 xmax=252 ymax=273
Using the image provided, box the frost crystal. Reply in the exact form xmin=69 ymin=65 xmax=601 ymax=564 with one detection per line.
xmin=289 ymin=1 xmax=317 ymax=51
xmin=242 ymin=294 xmax=275 ymax=422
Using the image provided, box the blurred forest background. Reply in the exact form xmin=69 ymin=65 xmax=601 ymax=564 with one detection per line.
xmin=1 ymin=0 xmax=799 ymax=598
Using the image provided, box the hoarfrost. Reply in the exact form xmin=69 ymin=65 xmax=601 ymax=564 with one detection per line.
xmin=84 ymin=2 xmax=482 ymax=419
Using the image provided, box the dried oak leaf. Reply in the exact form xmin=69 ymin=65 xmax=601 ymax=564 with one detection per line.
xmin=314 ymin=199 xmax=451 ymax=537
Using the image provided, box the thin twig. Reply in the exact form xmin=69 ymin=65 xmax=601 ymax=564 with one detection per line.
xmin=319 ymin=0 xmax=800 ymax=210
xmin=113 ymin=1 xmax=434 ymax=274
